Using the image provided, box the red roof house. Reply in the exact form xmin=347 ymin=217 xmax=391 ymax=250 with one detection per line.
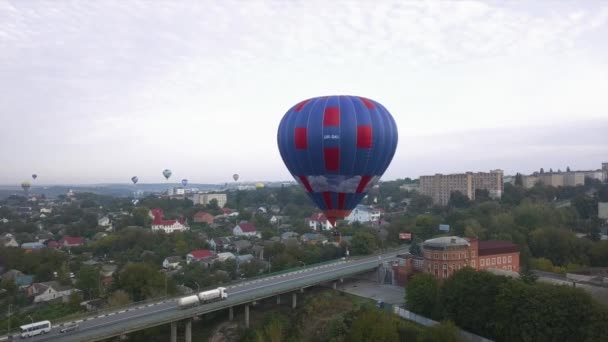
xmin=150 ymin=208 xmax=188 ymax=233
xmin=233 ymin=222 xmax=258 ymax=237
xmin=186 ymin=250 xmax=215 ymax=264
xmin=58 ymin=236 xmax=85 ymax=248
xmin=193 ymin=212 xmax=214 ymax=224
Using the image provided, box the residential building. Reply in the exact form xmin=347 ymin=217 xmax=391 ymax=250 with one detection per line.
xmin=599 ymin=203 xmax=608 ymax=221
xmin=58 ymin=236 xmax=85 ymax=248
xmin=580 ymin=170 xmax=606 ymax=182
xmin=422 ymin=236 xmax=519 ymax=280
xmin=522 ymin=175 xmax=539 ymax=188
xmin=1 ymin=233 xmax=18 ymax=247
xmin=345 ymin=205 xmax=381 ymax=224
xmin=1 ymin=270 xmax=34 ymax=288
xmin=399 ymin=183 xmax=419 ymax=192
xmin=163 ymin=256 xmax=182 ymax=269
xmin=27 ymin=281 xmax=74 ymax=303
xmin=301 ymin=233 xmax=328 ymax=245
xmin=233 ymin=222 xmax=258 ymax=237
xmin=192 ymin=193 xmax=227 ymax=208
xmin=186 ymin=250 xmax=215 ymax=264
xmin=21 ymin=242 xmax=45 ymax=251
xmin=232 ymin=240 xmax=252 ymax=253
xmin=216 ymin=252 xmax=236 ymax=262
xmin=419 ymin=170 xmax=504 ymax=205
xmin=97 ymin=216 xmax=111 ymax=228
xmin=193 ymin=212 xmax=214 ymax=225
xmin=564 ymin=172 xmax=585 ymax=187
xmin=150 ymin=208 xmax=189 ymax=233
xmin=236 ymin=254 xmax=254 ymax=264
xmin=306 ymin=213 xmax=332 ymax=231
xmin=208 ymin=237 xmax=230 ymax=252
xmin=270 ymin=215 xmax=289 ymax=225
xmin=603 ymin=162 xmax=608 ymax=172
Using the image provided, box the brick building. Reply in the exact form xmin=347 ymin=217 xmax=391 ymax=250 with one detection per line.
xmin=421 ymin=236 xmax=519 ymax=280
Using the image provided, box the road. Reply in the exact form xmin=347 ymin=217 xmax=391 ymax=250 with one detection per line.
xmin=6 ymin=250 xmax=404 ymax=342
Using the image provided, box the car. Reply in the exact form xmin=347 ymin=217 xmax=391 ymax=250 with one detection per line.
xmin=60 ymin=323 xmax=79 ymax=333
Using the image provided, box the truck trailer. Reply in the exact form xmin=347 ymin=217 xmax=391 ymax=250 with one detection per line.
xmin=177 ymin=287 xmax=228 ymax=309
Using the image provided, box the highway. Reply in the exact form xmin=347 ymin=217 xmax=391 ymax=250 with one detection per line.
xmin=6 ymin=250 xmax=405 ymax=342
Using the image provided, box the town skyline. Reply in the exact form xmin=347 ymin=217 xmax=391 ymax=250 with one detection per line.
xmin=2 ymin=1 xmax=608 ymax=184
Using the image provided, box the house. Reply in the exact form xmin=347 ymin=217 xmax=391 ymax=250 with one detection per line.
xmin=345 ymin=205 xmax=382 ymax=224
xmin=193 ymin=212 xmax=214 ymax=225
xmin=307 ymin=213 xmax=333 ymax=231
xmin=28 ymin=281 xmax=75 ymax=303
xmin=47 ymin=241 xmax=60 ymax=249
xmin=92 ymin=232 xmax=108 ymax=241
xmin=21 ymin=242 xmax=45 ymax=251
xmin=150 ymin=208 xmax=189 ymax=233
xmin=163 ymin=256 xmax=182 ymax=269
xmin=232 ymin=240 xmax=252 ymax=253
xmin=281 ymin=232 xmax=299 ymax=241
xmin=236 ymin=254 xmax=254 ymax=264
xmin=251 ymin=245 xmax=264 ymax=259
xmin=186 ymin=250 xmax=215 ymax=264
xmin=98 ymin=216 xmax=111 ymax=228
xmin=100 ymin=264 xmax=118 ymax=278
xmin=58 ymin=236 xmax=85 ymax=248
xmin=301 ymin=233 xmax=328 ymax=245
xmin=1 ymin=269 xmax=34 ymax=288
xmin=233 ymin=222 xmax=258 ymax=237
xmin=270 ymin=215 xmax=289 ymax=225
xmin=216 ymin=252 xmax=236 ymax=262
xmin=208 ymin=237 xmax=230 ymax=252
xmin=1 ymin=233 xmax=18 ymax=247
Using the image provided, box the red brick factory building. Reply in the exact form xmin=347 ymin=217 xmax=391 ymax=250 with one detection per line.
xmin=393 ymin=236 xmax=520 ymax=285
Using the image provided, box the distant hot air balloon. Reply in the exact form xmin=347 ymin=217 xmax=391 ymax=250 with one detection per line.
xmin=21 ymin=181 xmax=31 ymax=192
xmin=255 ymin=183 xmax=265 ymax=189
xmin=181 ymin=179 xmax=188 ymax=187
xmin=32 ymin=174 xmax=37 ymax=180
xmin=162 ymin=169 xmax=172 ymax=180
xmin=131 ymin=176 xmax=139 ymax=184
xmin=233 ymin=174 xmax=239 ymax=182
xmin=277 ymin=95 xmax=398 ymax=226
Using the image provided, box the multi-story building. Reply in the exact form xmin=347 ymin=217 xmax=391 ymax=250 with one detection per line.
xmin=421 ymin=236 xmax=519 ymax=280
xmin=192 ymin=193 xmax=227 ymax=208
xmin=602 ymin=163 xmax=608 ymax=172
xmin=150 ymin=208 xmax=189 ymax=233
xmin=419 ymin=170 xmax=503 ymax=205
xmin=345 ymin=205 xmax=382 ymax=224
xmin=564 ymin=172 xmax=585 ymax=187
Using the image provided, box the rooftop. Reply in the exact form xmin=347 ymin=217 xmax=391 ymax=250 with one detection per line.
xmin=423 ymin=236 xmax=470 ymax=250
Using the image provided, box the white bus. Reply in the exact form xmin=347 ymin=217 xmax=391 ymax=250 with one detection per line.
xmin=20 ymin=320 xmax=52 ymax=338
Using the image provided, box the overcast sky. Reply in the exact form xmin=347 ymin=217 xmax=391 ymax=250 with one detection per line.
xmin=1 ymin=1 xmax=607 ymax=185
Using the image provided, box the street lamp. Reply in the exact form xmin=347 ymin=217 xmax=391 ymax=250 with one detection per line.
xmin=7 ymin=304 xmax=12 ymax=335
xmin=27 ymin=315 xmax=34 ymax=324
xmin=194 ymin=281 xmax=200 ymax=293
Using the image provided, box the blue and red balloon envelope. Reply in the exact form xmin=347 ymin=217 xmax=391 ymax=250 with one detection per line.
xmin=277 ymin=95 xmax=398 ymax=226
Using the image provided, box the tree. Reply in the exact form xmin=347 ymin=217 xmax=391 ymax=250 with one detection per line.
xmin=349 ymin=308 xmax=399 ymax=342
xmin=351 ymin=232 xmax=377 ymax=255
xmin=405 ymin=273 xmax=440 ymax=319
xmin=514 ymin=173 xmax=523 ymax=187
xmin=175 ymin=239 xmax=188 ymax=255
xmin=75 ymin=265 xmax=100 ymax=300
xmin=439 ymin=268 xmax=507 ymax=338
xmin=57 ymin=262 xmax=72 ymax=286
xmin=418 ymin=321 xmax=464 ymax=342
xmin=107 ymin=290 xmax=131 ymax=307
xmin=116 ymin=263 xmax=171 ymax=301
xmin=409 ymin=238 xmax=423 ymax=257
xmin=68 ymin=291 xmax=84 ymax=311
xmin=566 ymin=166 xmax=571 ymax=172
xmin=448 ymin=191 xmax=471 ymax=208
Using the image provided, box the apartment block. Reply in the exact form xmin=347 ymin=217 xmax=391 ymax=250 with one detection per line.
xmin=192 ymin=193 xmax=227 ymax=207
xmin=419 ymin=170 xmax=503 ymax=205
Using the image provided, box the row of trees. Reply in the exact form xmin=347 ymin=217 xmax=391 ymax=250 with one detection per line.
xmin=406 ymin=268 xmax=608 ymax=341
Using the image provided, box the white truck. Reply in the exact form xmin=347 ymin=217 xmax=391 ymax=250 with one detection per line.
xmin=177 ymin=287 xmax=227 ymax=309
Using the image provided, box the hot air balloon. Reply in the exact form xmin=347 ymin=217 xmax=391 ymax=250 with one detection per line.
xmin=131 ymin=176 xmax=139 ymax=184
xmin=162 ymin=169 xmax=172 ymax=180
xmin=277 ymin=95 xmax=398 ymax=226
xmin=21 ymin=181 xmax=31 ymax=192
xmin=181 ymin=179 xmax=188 ymax=187
xmin=255 ymin=183 xmax=265 ymax=189
xmin=233 ymin=174 xmax=239 ymax=182
xmin=32 ymin=174 xmax=37 ymax=180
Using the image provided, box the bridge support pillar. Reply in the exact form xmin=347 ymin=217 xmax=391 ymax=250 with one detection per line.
xmin=229 ymin=306 xmax=234 ymax=321
xmin=276 ymin=295 xmax=281 ymax=305
xmin=340 ymin=277 xmax=343 ymax=283
xmin=185 ymin=319 xmax=192 ymax=342
xmin=333 ymin=281 xmax=337 ymax=290
xmin=292 ymin=292 xmax=297 ymax=309
xmin=300 ymin=287 xmax=304 ymax=293
xmin=170 ymin=321 xmax=177 ymax=342
xmin=245 ymin=304 xmax=250 ymax=328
